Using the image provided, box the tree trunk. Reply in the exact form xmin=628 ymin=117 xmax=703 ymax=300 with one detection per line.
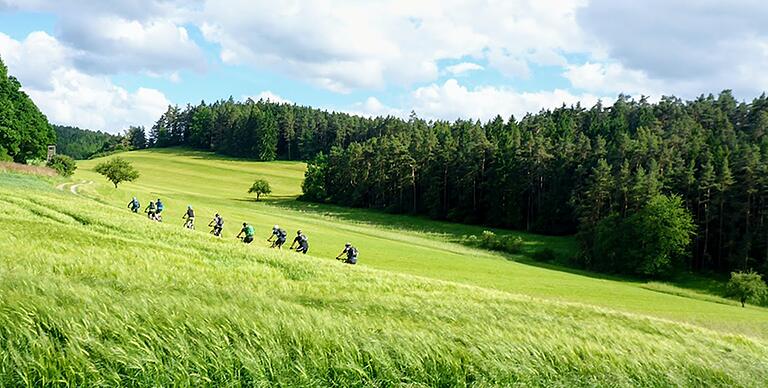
xmin=411 ymin=165 xmax=417 ymax=213
xmin=718 ymin=199 xmax=725 ymax=271
xmin=746 ymin=193 xmax=752 ymax=270
xmin=443 ymin=166 xmax=448 ymax=214
xmin=703 ymin=194 xmax=710 ymax=267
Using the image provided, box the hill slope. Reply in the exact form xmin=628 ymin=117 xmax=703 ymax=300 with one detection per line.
xmin=1 ymin=171 xmax=768 ymax=386
xmin=70 ymin=148 xmax=768 ymax=340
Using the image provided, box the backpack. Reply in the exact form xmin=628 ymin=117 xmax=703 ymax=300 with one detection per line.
xmin=156 ymin=202 xmax=164 ymax=211
xmin=216 ymin=216 xmax=224 ymax=227
xmin=348 ymin=246 xmax=358 ymax=257
xmin=278 ymin=229 xmax=287 ymax=239
xmin=299 ymin=234 xmax=308 ymax=243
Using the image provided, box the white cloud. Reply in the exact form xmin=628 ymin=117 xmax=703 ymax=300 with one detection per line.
xmin=61 ymin=16 xmax=205 ymax=75
xmin=2 ymin=0 xmax=205 ymax=76
xmin=562 ymin=62 xmax=667 ymax=97
xmin=348 ymin=79 xmax=609 ymax=122
xmin=577 ymin=0 xmax=768 ymax=97
xmin=348 ymin=97 xmax=404 ymax=118
xmin=0 ymin=31 xmax=170 ymax=132
xmin=445 ymin=62 xmax=484 ymax=76
xmin=486 ymin=48 xmax=530 ymax=79
xmin=408 ymin=79 xmax=606 ymax=122
xmin=246 ymin=91 xmax=291 ymax=104
xmin=28 ymin=69 xmax=170 ymax=131
xmin=0 ymin=31 xmax=69 ymax=90
xmin=199 ymin=0 xmax=587 ymax=92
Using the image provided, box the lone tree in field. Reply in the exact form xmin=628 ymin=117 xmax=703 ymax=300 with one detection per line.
xmin=727 ymin=271 xmax=768 ymax=307
xmin=248 ymin=178 xmax=272 ymax=201
xmin=94 ymin=157 xmax=139 ymax=188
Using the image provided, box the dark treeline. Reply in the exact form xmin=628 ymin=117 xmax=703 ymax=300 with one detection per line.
xmin=148 ymin=92 xmax=768 ymax=277
xmin=55 ymin=125 xmax=149 ymax=159
xmin=147 ymin=97 xmax=400 ymax=161
xmin=54 ymin=125 xmax=118 ymax=159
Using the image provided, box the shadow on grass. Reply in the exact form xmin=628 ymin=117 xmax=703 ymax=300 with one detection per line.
xmin=232 ymin=195 xmax=302 ymax=203
xmin=265 ymin=198 xmax=747 ymax=295
xmin=144 ymin=147 xmax=305 ymax=165
xmin=264 ymin=198 xmax=639 ymax=283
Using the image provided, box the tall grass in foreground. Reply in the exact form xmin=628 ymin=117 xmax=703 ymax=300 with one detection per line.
xmin=1 ymin=173 xmax=768 ymax=386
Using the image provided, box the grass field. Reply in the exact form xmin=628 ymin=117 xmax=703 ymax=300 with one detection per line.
xmin=67 ymin=148 xmax=768 ymax=340
xmin=1 ymin=149 xmax=768 ymax=385
xmin=1 ymin=171 xmax=768 ymax=386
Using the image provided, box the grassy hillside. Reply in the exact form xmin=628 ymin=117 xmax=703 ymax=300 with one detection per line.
xmin=2 ymin=171 xmax=768 ymax=386
xmin=70 ymin=148 xmax=768 ymax=340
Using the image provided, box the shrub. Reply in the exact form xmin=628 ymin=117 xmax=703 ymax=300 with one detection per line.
xmin=468 ymin=231 xmax=524 ymax=254
xmin=46 ymin=154 xmax=77 ymax=177
xmin=727 ymin=270 xmax=768 ymax=307
xmin=0 ymin=147 xmax=11 ymax=162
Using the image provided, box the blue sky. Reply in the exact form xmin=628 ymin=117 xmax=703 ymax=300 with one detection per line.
xmin=1 ymin=1 xmax=767 ymax=132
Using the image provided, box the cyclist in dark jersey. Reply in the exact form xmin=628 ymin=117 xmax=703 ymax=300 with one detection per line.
xmin=145 ymin=201 xmax=156 ymax=220
xmin=182 ymin=205 xmax=195 ymax=229
xmin=209 ymin=213 xmax=224 ymax=237
xmin=336 ymin=243 xmax=358 ymax=264
xmin=289 ymin=230 xmax=309 ymax=254
xmin=267 ymin=225 xmax=288 ymax=249
xmin=127 ymin=197 xmax=140 ymax=213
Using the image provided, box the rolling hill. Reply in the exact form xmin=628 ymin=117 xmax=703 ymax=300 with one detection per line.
xmin=0 ymin=149 xmax=767 ymax=385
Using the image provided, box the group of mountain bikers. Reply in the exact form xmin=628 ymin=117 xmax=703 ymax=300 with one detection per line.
xmin=127 ymin=197 xmax=358 ymax=264
xmin=128 ymin=197 xmax=165 ymax=222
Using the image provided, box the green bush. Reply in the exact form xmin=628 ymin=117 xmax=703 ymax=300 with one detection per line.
xmin=46 ymin=154 xmax=77 ymax=177
xmin=586 ymin=194 xmax=695 ymax=277
xmin=300 ymin=153 xmax=328 ymax=202
xmin=0 ymin=147 xmax=12 ymax=162
xmin=468 ymin=231 xmax=524 ymax=254
xmin=727 ymin=270 xmax=768 ymax=307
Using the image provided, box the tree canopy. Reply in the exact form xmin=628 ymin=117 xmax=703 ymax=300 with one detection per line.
xmin=54 ymin=125 xmax=120 ymax=159
xmin=248 ymin=179 xmax=271 ymax=201
xmin=94 ymin=157 xmax=139 ymax=188
xmin=727 ymin=271 xmax=768 ymax=307
xmin=0 ymin=56 xmax=55 ymax=162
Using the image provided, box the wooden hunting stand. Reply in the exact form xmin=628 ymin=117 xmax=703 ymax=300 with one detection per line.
xmin=47 ymin=145 xmax=56 ymax=162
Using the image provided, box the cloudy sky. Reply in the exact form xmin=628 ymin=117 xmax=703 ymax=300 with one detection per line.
xmin=1 ymin=0 xmax=767 ymax=132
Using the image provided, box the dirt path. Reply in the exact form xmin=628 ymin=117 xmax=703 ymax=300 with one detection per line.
xmin=55 ymin=180 xmax=93 ymax=195
xmin=70 ymin=180 xmax=93 ymax=194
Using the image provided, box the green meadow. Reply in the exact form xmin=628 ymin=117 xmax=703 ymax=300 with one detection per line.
xmin=0 ymin=148 xmax=767 ymax=385
xmin=73 ymin=148 xmax=768 ymax=339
